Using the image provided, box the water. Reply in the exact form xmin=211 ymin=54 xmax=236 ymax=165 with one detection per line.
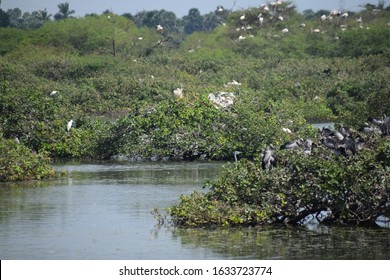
xmin=1 ymin=162 xmax=389 ymax=260
xmin=311 ymin=122 xmax=335 ymax=130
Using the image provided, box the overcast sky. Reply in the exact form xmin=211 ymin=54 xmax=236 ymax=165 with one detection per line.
xmin=1 ymin=0 xmax=372 ymax=17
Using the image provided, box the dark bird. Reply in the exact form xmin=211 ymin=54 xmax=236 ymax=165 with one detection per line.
xmin=320 ymin=138 xmax=336 ymax=149
xmin=280 ymin=139 xmax=302 ymax=150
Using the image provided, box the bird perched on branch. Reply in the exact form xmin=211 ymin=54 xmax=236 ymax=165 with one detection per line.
xmin=233 ymin=151 xmax=242 ymax=162
xmin=262 ymin=145 xmax=276 ymax=170
xmin=173 ymin=84 xmax=184 ymax=99
xmin=67 ymin=120 xmax=73 ymax=131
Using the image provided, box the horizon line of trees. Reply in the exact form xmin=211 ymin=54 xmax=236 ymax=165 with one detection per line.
xmin=1 ymin=1 xmax=390 ymax=33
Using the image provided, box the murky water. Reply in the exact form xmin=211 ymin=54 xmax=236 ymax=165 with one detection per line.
xmin=0 ymin=162 xmax=389 ymax=260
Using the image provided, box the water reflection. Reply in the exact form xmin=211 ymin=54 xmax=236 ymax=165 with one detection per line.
xmin=172 ymin=225 xmax=390 ymax=259
xmin=1 ymin=161 xmax=389 ymax=260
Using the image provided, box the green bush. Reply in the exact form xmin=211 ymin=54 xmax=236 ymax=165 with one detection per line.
xmin=0 ymin=134 xmax=62 ymax=181
xmin=169 ymin=136 xmax=390 ymax=227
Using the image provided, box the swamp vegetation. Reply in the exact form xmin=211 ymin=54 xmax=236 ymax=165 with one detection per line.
xmin=0 ymin=2 xmax=389 ymax=227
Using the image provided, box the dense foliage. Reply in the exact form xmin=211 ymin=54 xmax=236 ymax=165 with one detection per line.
xmin=0 ymin=134 xmax=62 ymax=181
xmin=169 ymin=134 xmax=390 ymax=227
xmin=0 ymin=0 xmax=389 ymax=224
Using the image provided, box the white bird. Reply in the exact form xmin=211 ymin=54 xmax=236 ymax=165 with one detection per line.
xmin=138 ymin=37 xmax=143 ymax=40
xmin=321 ymin=15 xmax=327 ymax=21
xmin=282 ymin=127 xmax=292 ymax=134
xmin=282 ymin=28 xmax=289 ymax=33
xmin=278 ymin=16 xmax=284 ymax=21
xmin=341 ymin=12 xmax=349 ymax=18
xmin=156 ymin=24 xmax=163 ymax=31
xmin=240 ymin=14 xmax=246 ymax=21
xmin=233 ymin=151 xmax=242 ymax=162
xmin=238 ymin=35 xmax=246 ymax=40
xmin=312 ymin=28 xmax=321 ymax=33
xmin=173 ymin=84 xmax=183 ymax=99
xmin=67 ymin=120 xmax=73 ymax=131
xmin=259 ymin=16 xmax=264 ymax=24
xmin=50 ymin=90 xmax=58 ymax=96
xmin=226 ymin=80 xmax=241 ymax=86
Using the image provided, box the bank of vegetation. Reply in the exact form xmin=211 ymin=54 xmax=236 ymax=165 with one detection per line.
xmin=0 ymin=1 xmax=389 ymax=225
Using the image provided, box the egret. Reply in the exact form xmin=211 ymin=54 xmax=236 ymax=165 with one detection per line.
xmin=240 ymin=14 xmax=246 ymax=21
xmin=173 ymin=84 xmax=183 ymax=99
xmin=282 ymin=28 xmax=289 ymax=33
xmin=156 ymin=25 xmax=163 ymax=31
xmin=282 ymin=127 xmax=292 ymax=134
xmin=259 ymin=16 xmax=264 ymax=24
xmin=50 ymin=90 xmax=58 ymax=96
xmin=67 ymin=120 xmax=73 ymax=131
xmin=233 ymin=151 xmax=242 ymax=162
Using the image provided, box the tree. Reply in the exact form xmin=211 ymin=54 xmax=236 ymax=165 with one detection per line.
xmin=203 ymin=12 xmax=222 ymax=31
xmin=54 ymin=2 xmax=75 ymax=20
xmin=302 ymin=9 xmax=315 ymax=20
xmin=133 ymin=9 xmax=179 ymax=33
xmin=37 ymin=8 xmax=51 ymax=22
xmin=121 ymin=13 xmax=134 ymax=21
xmin=6 ymin=8 xmax=22 ymax=26
xmin=183 ymin=8 xmax=204 ymax=34
xmin=0 ymin=8 xmax=9 ymax=27
xmin=21 ymin=10 xmax=51 ymax=29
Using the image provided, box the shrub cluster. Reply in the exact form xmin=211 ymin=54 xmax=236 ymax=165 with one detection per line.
xmin=169 ymin=135 xmax=390 ymax=227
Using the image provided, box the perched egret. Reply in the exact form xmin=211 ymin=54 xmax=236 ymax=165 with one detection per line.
xmin=233 ymin=151 xmax=242 ymax=162
xmin=282 ymin=127 xmax=292 ymax=134
xmin=173 ymin=84 xmax=183 ymax=99
xmin=67 ymin=120 xmax=73 ymax=131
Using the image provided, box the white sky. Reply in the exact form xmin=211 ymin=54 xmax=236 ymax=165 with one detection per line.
xmin=1 ymin=0 xmax=372 ymax=17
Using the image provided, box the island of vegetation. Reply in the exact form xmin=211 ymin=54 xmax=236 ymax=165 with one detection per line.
xmin=0 ymin=1 xmax=389 ymax=226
